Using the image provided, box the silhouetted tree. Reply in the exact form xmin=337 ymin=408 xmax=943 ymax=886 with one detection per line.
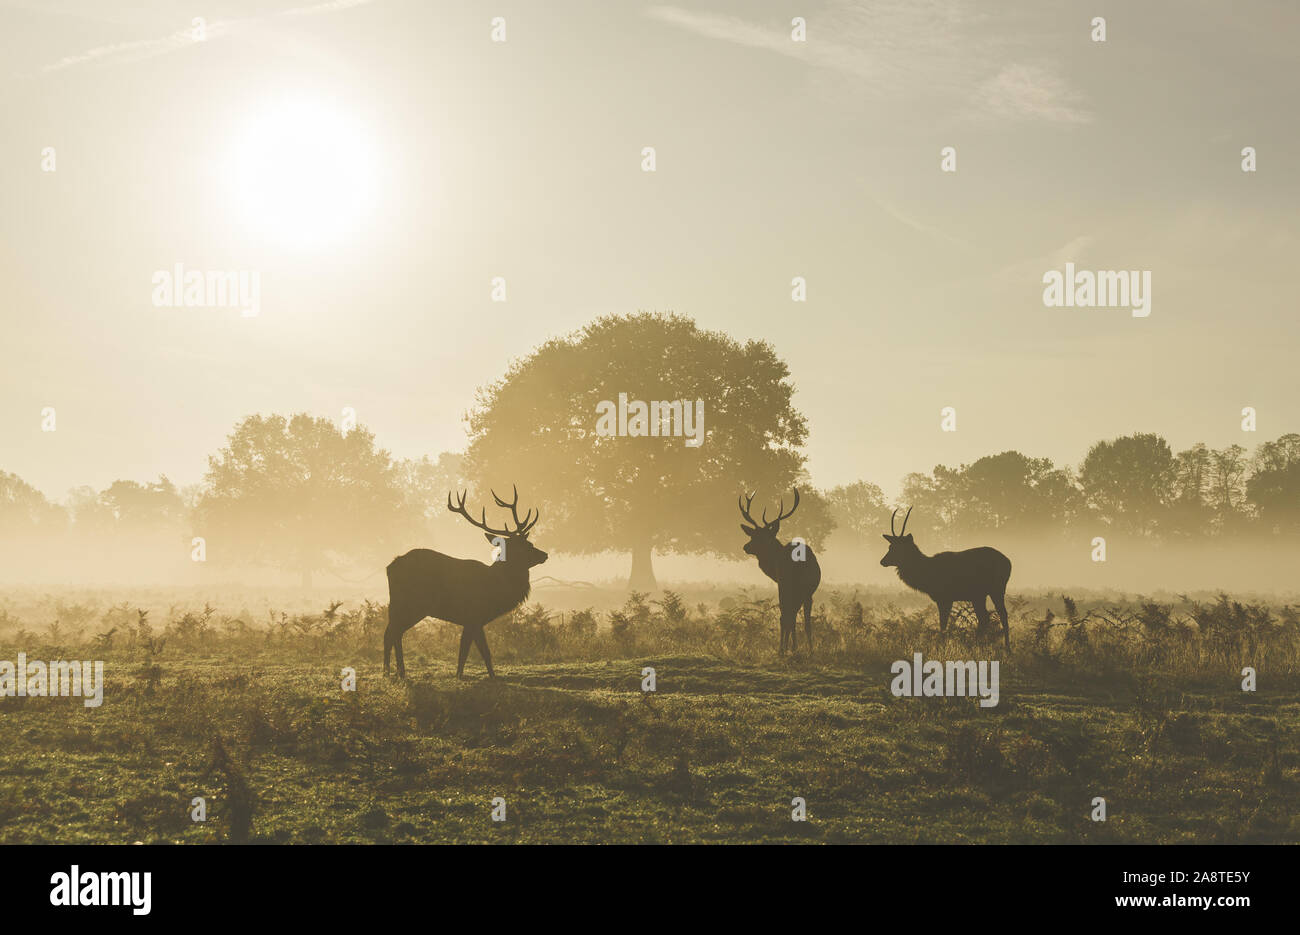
xmin=464 ymin=313 xmax=828 ymax=590
xmin=1079 ymin=433 xmax=1174 ymax=535
xmin=393 ymin=452 xmax=467 ymax=546
xmin=0 ymin=471 xmax=65 ymax=532
xmin=65 ymin=485 xmax=115 ymax=535
xmin=899 ymin=470 xmax=952 ymax=541
xmin=950 ymin=451 xmax=1079 ymax=535
xmin=68 ymin=476 xmax=190 ymax=562
xmin=898 ymin=452 xmax=1079 ymax=542
xmin=0 ymin=470 xmax=66 ymax=582
xmin=824 ymin=480 xmax=892 ymax=546
xmin=0 ymin=472 xmax=67 ymax=566
xmin=1208 ymin=444 xmax=1249 ymax=533
xmin=196 ymin=414 xmax=408 ymax=586
xmin=1247 ymin=433 xmax=1300 ymax=535
xmin=1167 ymin=443 xmax=1213 ymax=538
xmin=99 ymin=476 xmax=185 ymax=528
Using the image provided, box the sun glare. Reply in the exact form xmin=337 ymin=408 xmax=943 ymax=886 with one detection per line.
xmin=226 ymin=96 xmax=379 ymax=250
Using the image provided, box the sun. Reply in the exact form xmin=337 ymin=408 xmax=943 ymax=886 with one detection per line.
xmin=226 ymin=96 xmax=379 ymax=250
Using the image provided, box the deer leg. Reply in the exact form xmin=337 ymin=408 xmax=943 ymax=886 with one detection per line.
xmin=973 ymin=598 xmax=991 ymax=638
xmin=384 ymin=613 xmax=409 ymax=679
xmin=803 ymin=599 xmax=814 ymax=656
xmin=781 ymin=605 xmax=797 ymax=655
xmin=383 ymin=613 xmax=404 ymax=677
xmin=993 ymin=592 xmax=1010 ymax=650
xmin=393 ymin=634 xmax=406 ymax=679
xmin=456 ymin=628 xmax=473 ymax=678
xmin=386 ymin=603 xmax=417 ymax=679
xmin=472 ymin=627 xmax=496 ymax=678
xmin=937 ymin=601 xmax=952 ymax=635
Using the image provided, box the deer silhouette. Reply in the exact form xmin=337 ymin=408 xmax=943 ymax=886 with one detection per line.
xmin=880 ymin=507 xmax=1012 ymax=649
xmin=738 ymin=488 xmax=821 ymax=655
xmin=384 ymin=486 xmax=547 ymax=679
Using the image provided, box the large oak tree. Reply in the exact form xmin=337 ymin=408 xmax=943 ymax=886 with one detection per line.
xmin=463 ymin=313 xmax=828 ymax=590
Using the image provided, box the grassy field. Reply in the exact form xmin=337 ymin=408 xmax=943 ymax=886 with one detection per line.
xmin=0 ymin=589 xmax=1297 ymax=844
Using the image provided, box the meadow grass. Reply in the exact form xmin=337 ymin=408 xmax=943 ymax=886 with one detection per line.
xmin=0 ymin=589 xmax=1296 ymax=844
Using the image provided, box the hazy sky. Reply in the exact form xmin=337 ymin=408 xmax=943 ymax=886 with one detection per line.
xmin=2 ymin=0 xmax=1297 ymax=503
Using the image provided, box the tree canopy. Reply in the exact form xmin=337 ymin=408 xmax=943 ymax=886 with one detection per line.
xmin=1247 ymin=433 xmax=1300 ymax=534
xmin=196 ymin=413 xmax=408 ymax=585
xmin=464 ymin=312 xmax=829 ymax=589
xmin=1079 ymin=433 xmax=1174 ymax=536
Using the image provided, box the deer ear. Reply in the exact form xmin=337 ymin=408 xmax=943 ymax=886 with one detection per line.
xmin=483 ymin=532 xmax=498 ymax=544
xmin=904 ymin=533 xmax=914 ymax=542
xmin=882 ymin=534 xmax=893 ymax=542
xmin=740 ymin=525 xmax=756 ymax=537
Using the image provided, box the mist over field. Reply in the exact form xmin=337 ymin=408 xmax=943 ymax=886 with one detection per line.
xmin=3 ymin=519 xmax=1300 ymax=597
xmin=2 ymin=416 xmax=1300 ymax=600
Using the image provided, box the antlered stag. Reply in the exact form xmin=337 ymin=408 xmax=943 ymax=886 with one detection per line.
xmin=384 ymin=486 xmax=547 ymax=679
xmin=879 ymin=506 xmax=1013 ymax=649
xmin=738 ymin=488 xmax=821 ymax=655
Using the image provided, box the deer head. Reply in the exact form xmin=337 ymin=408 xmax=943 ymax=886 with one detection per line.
xmin=738 ymin=488 xmax=801 ymax=559
xmin=880 ymin=506 xmax=921 ymax=567
xmin=447 ymin=485 xmax=548 ymax=568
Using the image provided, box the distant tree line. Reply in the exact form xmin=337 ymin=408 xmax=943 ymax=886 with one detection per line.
xmin=0 ymin=416 xmax=455 ymax=587
xmin=823 ymin=432 xmax=1300 ymax=551
xmin=2 ymin=314 xmax=1297 ymax=587
xmin=2 ymin=423 xmax=1297 ymax=587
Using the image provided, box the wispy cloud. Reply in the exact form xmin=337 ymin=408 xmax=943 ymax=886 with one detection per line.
xmin=976 ymin=64 xmax=1091 ymax=125
xmin=993 ymin=234 xmax=1095 ymax=286
xmin=41 ymin=0 xmax=381 ymax=73
xmin=863 ymin=190 xmax=978 ymax=254
xmin=644 ymin=7 xmax=812 ymax=62
xmin=645 ymin=1 xmax=1092 ymax=125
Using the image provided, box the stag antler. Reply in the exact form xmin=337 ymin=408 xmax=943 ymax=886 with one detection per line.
xmin=770 ymin=489 xmax=801 ymax=526
xmin=447 ymin=488 xmax=539 ymax=537
xmin=491 ymin=484 xmax=539 ymax=536
xmin=448 ymin=490 xmax=513 ymax=537
xmin=740 ymin=489 xmax=801 ymax=530
xmin=890 ymin=506 xmax=914 ymax=536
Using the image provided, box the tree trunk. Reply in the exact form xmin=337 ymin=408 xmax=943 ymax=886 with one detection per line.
xmin=628 ymin=542 xmax=658 ymax=592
